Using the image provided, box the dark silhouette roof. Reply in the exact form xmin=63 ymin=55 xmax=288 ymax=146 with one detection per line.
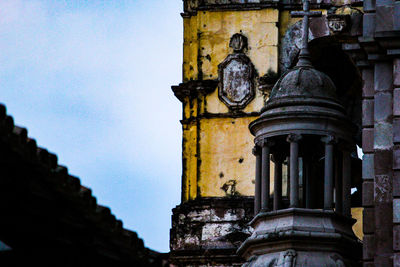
xmin=0 ymin=103 xmax=166 ymax=267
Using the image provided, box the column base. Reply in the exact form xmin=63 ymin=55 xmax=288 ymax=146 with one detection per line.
xmin=238 ymin=208 xmax=362 ymax=267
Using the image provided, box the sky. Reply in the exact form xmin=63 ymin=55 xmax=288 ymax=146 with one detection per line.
xmin=0 ymin=0 xmax=182 ymax=252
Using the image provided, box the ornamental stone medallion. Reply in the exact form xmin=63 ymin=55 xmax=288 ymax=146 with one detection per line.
xmin=218 ymin=33 xmax=255 ymax=110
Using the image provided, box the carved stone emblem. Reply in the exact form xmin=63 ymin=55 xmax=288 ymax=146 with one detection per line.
xmin=218 ymin=33 xmax=255 ymax=110
xmin=327 ymin=14 xmax=349 ymax=33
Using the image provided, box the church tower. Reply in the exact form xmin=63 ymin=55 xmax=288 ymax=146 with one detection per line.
xmin=170 ymin=1 xmax=365 ymax=266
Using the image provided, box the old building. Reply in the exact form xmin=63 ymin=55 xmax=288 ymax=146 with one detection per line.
xmin=171 ymin=0 xmax=400 ymax=266
xmin=0 ymin=104 xmax=166 ymax=266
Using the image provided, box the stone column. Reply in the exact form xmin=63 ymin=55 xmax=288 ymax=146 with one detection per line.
xmin=253 ymin=146 xmax=261 ymax=215
xmin=304 ymin=157 xmax=312 ymax=209
xmin=261 ymin=139 xmax=272 ymax=211
xmin=322 ymin=136 xmax=335 ymax=210
xmin=287 ymin=134 xmax=301 ymax=208
xmin=273 ymin=155 xmax=283 ymax=211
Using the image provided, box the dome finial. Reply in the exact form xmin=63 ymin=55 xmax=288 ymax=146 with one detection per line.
xmin=291 ymin=0 xmax=322 ymax=67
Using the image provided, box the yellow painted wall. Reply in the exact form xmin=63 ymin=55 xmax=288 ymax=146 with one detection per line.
xmin=181 ymin=8 xmax=280 ymax=201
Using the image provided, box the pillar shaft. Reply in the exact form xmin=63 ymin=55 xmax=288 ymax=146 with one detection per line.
xmin=323 ymin=136 xmax=335 ymax=210
xmin=304 ymin=158 xmax=311 ymax=209
xmin=273 ymin=158 xmax=282 ymax=210
xmin=287 ymin=134 xmax=301 ymax=208
xmin=261 ymin=142 xmax=271 ymax=211
xmin=253 ymin=147 xmax=261 ymax=214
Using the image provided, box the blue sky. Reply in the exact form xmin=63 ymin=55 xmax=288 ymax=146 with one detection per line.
xmin=0 ymin=0 xmax=182 ymax=252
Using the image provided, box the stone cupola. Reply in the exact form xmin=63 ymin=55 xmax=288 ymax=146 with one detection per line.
xmin=238 ymin=1 xmax=361 ymax=266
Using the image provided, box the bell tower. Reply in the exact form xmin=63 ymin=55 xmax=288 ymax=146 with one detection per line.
xmin=170 ymin=1 xmax=364 ymax=266
xmin=170 ymin=1 xmax=280 ymax=266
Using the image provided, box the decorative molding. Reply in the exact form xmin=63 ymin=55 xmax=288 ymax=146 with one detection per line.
xmin=218 ymin=34 xmax=255 ymax=110
xmin=171 ymin=80 xmax=218 ymax=102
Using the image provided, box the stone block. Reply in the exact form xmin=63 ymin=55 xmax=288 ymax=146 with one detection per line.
xmin=394 ymin=225 xmax=400 ymax=251
xmin=394 ymin=199 xmax=400 ymax=223
xmin=374 ymin=92 xmax=393 ymax=122
xmin=395 ymin=2 xmax=400 ymax=31
xmin=363 ymin=154 xmax=375 ymax=179
xmin=363 ymin=99 xmax=374 ymax=127
xmin=374 ymin=122 xmax=393 ymax=150
xmin=395 ymin=146 xmax=400 ymax=170
xmin=375 ymin=174 xmax=393 ymax=204
xmin=363 ymin=68 xmax=375 ymax=98
xmin=364 ymin=0 xmax=376 ymax=12
xmin=394 ymin=60 xmax=400 ymax=87
xmin=375 ymin=150 xmax=393 ymax=175
xmin=363 ymin=234 xmax=375 ymax=260
xmin=376 ymin=4 xmax=394 ymax=32
xmin=363 ymin=207 xmax=375 ymax=233
xmin=363 ymin=181 xmax=374 ymax=206
xmin=376 ymin=0 xmax=394 ymax=5
xmin=375 ymin=62 xmax=393 ymax=92
xmin=395 ymin=171 xmax=400 ymax=197
xmin=363 ymin=128 xmax=374 ymax=153
xmin=395 ymin=253 xmax=400 ymax=267
xmin=375 ymin=255 xmax=393 ymax=267
xmin=395 ymin=119 xmax=400 ymax=144
xmin=363 ymin=13 xmax=376 ymax=38
xmin=394 ymin=89 xmax=400 ymax=116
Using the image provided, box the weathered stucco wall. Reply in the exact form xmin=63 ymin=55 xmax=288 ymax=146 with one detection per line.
xmin=181 ymin=9 xmax=279 ymax=200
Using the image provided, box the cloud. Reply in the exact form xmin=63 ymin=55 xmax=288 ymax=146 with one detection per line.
xmin=0 ymin=0 xmax=182 ymax=252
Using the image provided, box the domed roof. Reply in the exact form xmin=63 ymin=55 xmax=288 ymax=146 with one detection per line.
xmin=267 ymin=66 xmax=338 ymax=106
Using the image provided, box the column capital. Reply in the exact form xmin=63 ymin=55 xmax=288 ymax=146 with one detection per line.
xmin=271 ymin=153 xmax=285 ymax=163
xmin=252 ymin=146 xmax=260 ymax=156
xmin=257 ymin=138 xmax=274 ymax=148
xmin=286 ymin=134 xmax=302 ymax=143
xmin=321 ymin=135 xmax=337 ymax=144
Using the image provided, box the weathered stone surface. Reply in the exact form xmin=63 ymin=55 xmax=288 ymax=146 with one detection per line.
xmin=376 ymin=5 xmax=394 ymax=32
xmin=363 ymin=68 xmax=375 ymax=98
xmin=363 ymin=0 xmax=376 ymax=12
xmin=218 ymin=49 xmax=255 ymax=110
xmin=363 ymin=207 xmax=375 ymax=234
xmin=363 ymin=99 xmax=374 ymax=127
xmin=394 ymin=225 xmax=400 ymax=251
xmin=395 ymin=253 xmax=400 ymax=267
xmin=374 ymin=174 xmax=392 ymax=203
xmin=170 ymin=197 xmax=253 ymax=266
xmin=363 ymin=154 xmax=375 ymax=180
xmin=375 ymin=62 xmax=393 ymax=92
xmin=394 ymin=88 xmax=400 ymax=116
xmin=374 ymin=92 xmax=393 ymax=122
xmin=375 ymin=150 xmax=393 ymax=175
xmin=363 ymin=13 xmax=376 ymax=38
xmin=374 ymin=122 xmax=393 ymax=150
xmin=394 ymin=119 xmax=400 ymax=144
xmin=363 ymin=234 xmax=375 ymax=260
xmin=395 ymin=171 xmax=400 ymax=197
xmin=395 ymin=2 xmax=400 ymax=31
xmin=363 ymin=128 xmax=374 ymax=153
xmin=394 ymin=145 xmax=400 ymax=170
xmin=394 ymin=199 xmax=400 ymax=223
xmin=363 ymin=181 xmax=375 ymax=206
xmin=394 ymin=59 xmax=400 ymax=87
